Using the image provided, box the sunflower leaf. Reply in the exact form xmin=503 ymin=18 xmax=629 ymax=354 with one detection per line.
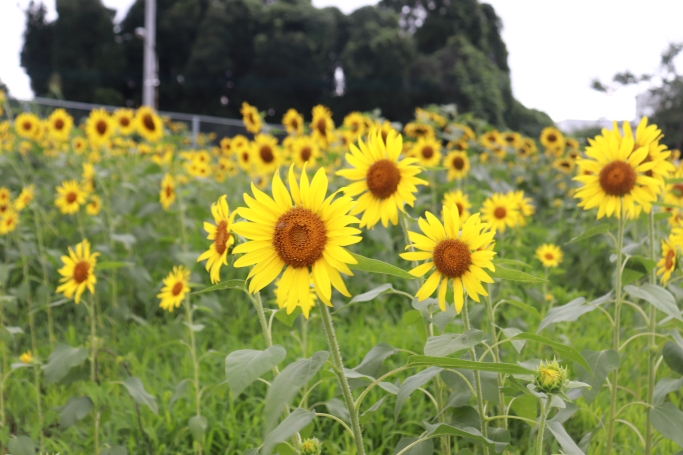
xmin=349 ymin=253 xmax=416 ymax=280
xmin=489 ymin=266 xmax=547 ymax=284
xmin=511 ymin=332 xmax=592 ymax=373
xmin=566 ymin=224 xmax=611 ymax=245
xmin=191 ymin=279 xmax=247 ymax=295
xmin=406 ymin=356 xmax=532 ymax=375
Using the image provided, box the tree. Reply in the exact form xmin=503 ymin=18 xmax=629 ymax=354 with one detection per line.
xmin=20 ymin=2 xmax=54 ymax=97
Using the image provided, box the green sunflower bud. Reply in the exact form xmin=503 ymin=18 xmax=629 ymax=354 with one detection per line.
xmin=534 ymin=359 xmax=568 ymax=394
xmin=300 ymin=438 xmax=322 ymax=455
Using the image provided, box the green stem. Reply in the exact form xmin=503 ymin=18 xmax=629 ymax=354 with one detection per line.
xmin=317 ymin=300 xmax=366 ymax=455
xmin=184 ymin=297 xmax=203 ymax=455
xmin=462 ymin=301 xmax=489 ymax=455
xmin=536 ymin=395 xmax=551 ymax=455
xmin=644 ymin=210 xmax=657 ymax=455
xmin=99 ymin=178 xmax=118 ymax=308
xmin=33 ymin=207 xmax=55 ymax=348
xmin=485 ymin=287 xmax=506 ymax=429
xmin=17 ymin=234 xmax=37 ymax=353
xmin=34 ymin=366 xmax=44 ymax=451
xmin=250 ymin=292 xmax=273 ymax=348
xmin=606 ymin=204 xmax=626 ymax=455
xmin=87 ymin=295 xmax=98 ymax=383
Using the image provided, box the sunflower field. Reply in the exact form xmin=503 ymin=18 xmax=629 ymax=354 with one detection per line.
xmin=1 ymin=91 xmax=683 ymax=455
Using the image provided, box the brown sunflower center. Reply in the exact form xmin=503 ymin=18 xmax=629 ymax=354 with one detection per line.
xmin=455 ymin=202 xmax=464 ymax=215
xmin=54 ymin=118 xmax=65 ymax=130
xmin=120 ymin=117 xmax=130 ymax=127
xmin=544 ymin=253 xmax=554 ymax=260
xmin=143 ymin=114 xmax=156 ymax=131
xmin=96 ymin=120 xmax=108 ymax=135
xmin=422 ymin=146 xmax=434 ymax=159
xmin=547 ymin=133 xmax=557 ymax=143
xmin=560 ymin=161 xmax=571 ymax=168
xmin=351 ymin=122 xmax=360 ymax=132
xmin=165 ymin=185 xmax=173 ymax=197
xmin=290 ymin=119 xmax=299 ymax=130
xmin=300 ymin=146 xmax=312 ymax=162
xmin=242 ymin=152 xmax=249 ymax=163
xmin=380 ymin=129 xmax=389 ymax=144
xmin=452 ymin=157 xmax=465 ymax=170
xmin=672 ymin=184 xmax=683 ymax=197
xmin=66 ymin=192 xmax=78 ymax=203
xmin=505 ymin=135 xmax=514 ymax=143
xmin=316 ymin=118 xmax=327 ymax=136
xmin=214 ymin=220 xmax=230 ymax=255
xmin=172 ymin=281 xmax=184 ymax=296
xmin=433 ymin=239 xmax=471 ymax=278
xmin=73 ymin=260 xmax=90 ymax=284
xmin=366 ymin=159 xmax=401 ymax=199
xmin=665 ymin=249 xmax=675 ymax=269
xmin=22 ymin=121 xmax=32 ymax=131
xmin=494 ymin=207 xmax=506 ymax=219
xmin=598 ymin=161 xmax=636 ymax=196
xmin=0 ymin=205 xmax=6 ymax=214
xmin=273 ymin=207 xmax=327 ymax=268
xmin=260 ymin=146 xmax=274 ymax=163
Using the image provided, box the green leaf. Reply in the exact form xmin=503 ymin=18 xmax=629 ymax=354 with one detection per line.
xmin=511 ymin=332 xmax=591 ymax=373
xmin=42 ymin=344 xmax=88 ymax=385
xmin=497 ymin=299 xmax=540 ymax=318
xmin=101 ymin=446 xmax=128 ymax=455
xmin=121 ymin=376 xmax=158 ymax=414
xmin=59 ymin=396 xmax=93 ymax=429
xmin=263 ymin=351 xmax=329 ymax=433
xmin=170 ymin=379 xmax=189 ymax=407
xmin=666 ymin=177 xmax=683 ymax=184
xmin=566 ymin=224 xmax=610 ymax=245
xmin=350 ymin=283 xmax=393 ymax=303
xmin=191 ymin=279 xmax=246 ymax=295
xmin=654 ymin=378 xmax=683 ymax=406
xmin=0 ymin=263 xmax=13 ymax=286
xmin=625 ymin=284 xmax=683 ymax=322
xmin=663 ymin=342 xmax=683 ymax=375
xmin=424 ymin=329 xmax=483 ymax=357
xmin=353 ymin=343 xmax=398 ymax=378
xmin=111 ymin=233 xmax=137 ymax=249
xmin=494 ymin=259 xmax=532 ymax=269
xmin=262 ymin=408 xmax=316 ymax=455
xmin=395 ymin=366 xmax=443 ymax=420
xmin=394 ymin=437 xmax=435 ymax=455
xmin=622 ymin=257 xmax=657 ymax=286
xmin=651 ymin=403 xmax=683 ymax=447
xmin=538 ymin=296 xmax=604 ymax=333
xmin=489 ymin=266 xmax=547 ymax=284
xmin=225 ymin=346 xmax=287 ymax=397
xmin=424 ymin=422 xmax=501 ymax=451
xmin=7 ymin=435 xmax=35 ymax=455
xmin=188 ymin=415 xmax=208 ymax=442
xmin=546 ymin=421 xmax=586 ymax=455
xmin=575 ymin=350 xmax=620 ymax=404
xmin=96 ymin=261 xmax=131 ymax=271
xmin=349 ymin=253 xmax=416 ymax=280
xmin=406 ymin=356 xmax=532 ymax=375
xmin=273 ymin=307 xmax=301 ymax=327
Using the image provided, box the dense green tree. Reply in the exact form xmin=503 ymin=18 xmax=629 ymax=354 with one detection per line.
xmin=20 ymin=2 xmax=54 ymax=98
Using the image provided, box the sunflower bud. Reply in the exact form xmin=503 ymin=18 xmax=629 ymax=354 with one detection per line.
xmin=300 ymin=438 xmax=322 ymax=455
xmin=534 ymin=359 xmax=568 ymax=394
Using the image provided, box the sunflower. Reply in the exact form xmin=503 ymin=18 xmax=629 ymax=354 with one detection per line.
xmin=518 ymin=138 xmax=538 ymax=158
xmin=217 ymin=157 xmax=238 ymax=177
xmin=343 ymin=112 xmax=367 ymax=137
xmin=565 ymin=137 xmax=580 ymax=150
xmin=282 ymin=109 xmax=304 ymax=136
xmin=374 ymin=120 xmax=398 ymax=145
xmin=159 ymin=173 xmax=176 ymax=210
xmin=415 ymin=108 xmax=447 ymax=128
xmin=56 ymin=239 xmax=99 ymax=304
xmin=219 ymin=137 xmax=232 ymax=156
xmin=274 ymin=276 xmax=317 ymax=316
xmin=252 ymin=134 xmax=280 ymax=174
xmin=237 ymin=146 xmax=253 ymax=172
xmin=502 ymin=131 xmax=523 ymax=150
xmin=511 ymin=190 xmax=535 ymax=225
xmin=0 ymin=188 xmax=10 ymax=216
xmin=553 ymin=157 xmax=575 ymax=174
xmin=0 ymin=209 xmax=19 ymax=236
xmin=622 ymin=117 xmax=674 ymax=183
xmin=15 ymin=113 xmax=41 ymax=140
xmin=112 ymin=108 xmax=136 ymax=135
xmin=157 ymin=265 xmax=191 ymax=312
xmin=19 ymin=351 xmax=34 ymax=364
xmin=86 ymin=195 xmax=102 ymax=216
xmin=403 ymin=122 xmax=434 ymax=140
xmin=656 ymin=238 xmax=677 ymax=284
xmin=72 ymin=136 xmax=88 ymax=154
xmin=55 ymin=180 xmax=87 ymax=215
xmin=241 ymin=102 xmax=262 ymax=134
xmin=574 ymin=125 xmax=662 ymax=219
xmin=311 ymin=105 xmax=335 ymax=146
xmin=292 ymin=136 xmax=320 ymax=168
xmin=337 ymin=129 xmax=428 ymax=228
xmin=443 ymin=190 xmax=471 ymax=219
xmin=135 ymin=106 xmax=164 ymax=142
xmin=197 ymin=195 xmax=234 ymax=283
xmin=85 ymin=109 xmax=114 ymax=147
xmin=401 ymin=205 xmax=496 ymax=312
xmin=479 ymin=130 xmax=503 ymax=149
xmin=665 ymin=166 xmax=683 ymax=206
xmin=535 ymin=244 xmax=563 ymax=268
xmin=46 ymin=109 xmax=73 ymax=142
xmin=410 ymin=137 xmax=442 ymax=167
xmin=14 ymin=185 xmax=35 ymax=212
xmin=448 ymin=139 xmax=468 ymax=152
xmin=540 ymin=127 xmax=565 ymax=151
xmin=481 ymin=193 xmax=519 ymax=233
xmin=232 ymin=166 xmax=361 ymax=318
xmin=443 ymin=151 xmax=470 ymax=181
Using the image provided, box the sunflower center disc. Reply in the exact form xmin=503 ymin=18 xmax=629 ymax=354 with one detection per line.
xmin=120 ymin=117 xmax=130 ymax=127
xmin=242 ymin=152 xmax=249 ymax=163
xmin=291 ymin=119 xmax=299 ymax=130
xmin=260 ymin=146 xmax=274 ymax=163
xmin=165 ymin=185 xmax=173 ymax=197
xmin=66 ymin=192 xmax=78 ymax=203
xmin=422 ymin=146 xmax=434 ymax=159
xmin=673 ymin=184 xmax=683 ymax=196
xmin=452 ymin=157 xmax=464 ymax=170
xmin=73 ymin=261 xmax=90 ymax=284
xmin=172 ymin=282 xmax=184 ymax=296
xmin=273 ymin=207 xmax=327 ymax=268
xmin=545 ymin=253 xmax=554 ymax=260
xmin=494 ymin=207 xmax=507 ymax=219
xmin=23 ymin=121 xmax=32 ymax=131
xmin=455 ymin=203 xmax=464 ymax=215
xmin=316 ymin=119 xmax=327 ymax=135
xmin=143 ymin=114 xmax=156 ymax=131
xmin=300 ymin=147 xmax=312 ymax=162
xmin=366 ymin=159 xmax=401 ymax=199
xmin=433 ymin=239 xmax=471 ymax=278
xmin=96 ymin=120 xmax=108 ymax=135
xmin=547 ymin=134 xmax=557 ymax=143
xmin=214 ymin=220 xmax=230 ymax=255
xmin=599 ymin=160 xmax=636 ymax=196
xmin=55 ymin=119 xmax=65 ymax=130
xmin=666 ymin=249 xmax=675 ymax=269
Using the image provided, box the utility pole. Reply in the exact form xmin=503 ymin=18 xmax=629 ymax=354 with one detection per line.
xmin=142 ymin=0 xmax=157 ymax=108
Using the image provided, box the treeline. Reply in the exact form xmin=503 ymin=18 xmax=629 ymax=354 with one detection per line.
xmin=20 ymin=0 xmax=553 ymax=135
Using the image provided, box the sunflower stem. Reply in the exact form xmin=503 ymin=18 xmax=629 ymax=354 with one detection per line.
xmin=644 ymin=209 xmax=657 ymax=455
xmin=462 ymin=300 xmax=489 ymax=455
xmin=32 ymin=206 xmax=55 ymax=348
xmin=34 ymin=365 xmax=44 ymax=451
xmin=184 ymin=296 xmax=203 ymax=455
xmin=317 ymin=300 xmax=366 ymax=455
xmin=536 ymin=395 xmax=551 ymax=455
xmin=606 ymin=203 xmax=626 ymax=455
xmin=485 ymin=286 xmax=506 ymax=429
xmin=87 ymin=294 xmax=98 ymax=383
xmin=17 ymin=233 xmax=37 ymax=354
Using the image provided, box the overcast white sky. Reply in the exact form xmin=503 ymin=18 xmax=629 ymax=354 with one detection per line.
xmin=2 ymin=0 xmax=682 ymax=122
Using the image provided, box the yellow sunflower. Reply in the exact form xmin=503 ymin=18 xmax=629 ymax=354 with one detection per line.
xmin=232 ymin=166 xmax=361 ymax=318
xmin=251 ymin=134 xmax=280 ymax=174
xmin=656 ymin=238 xmax=677 ymax=285
xmin=540 ymin=126 xmax=565 ymax=151
xmin=13 ymin=185 xmax=34 ymax=212
xmin=448 ymin=139 xmax=469 ymax=152
xmin=237 ymin=146 xmax=253 ymax=172
xmin=511 ymin=190 xmax=535 ymax=226
xmin=85 ymin=109 xmax=114 ymax=147
xmin=518 ymin=138 xmax=538 ymax=158
xmin=157 ymin=265 xmax=191 ymax=312
xmin=404 ymin=122 xmax=435 ymax=140
xmin=72 ymin=136 xmax=88 ymax=155
xmin=443 ymin=190 xmax=471 ymax=219
xmin=401 ymin=205 xmax=496 ymax=312
xmin=502 ymin=131 xmax=523 ymax=150
xmin=343 ymin=112 xmax=367 ymax=137
xmin=574 ymin=125 xmax=662 ymax=219
xmin=311 ymin=105 xmax=335 ymax=146
xmin=282 ymin=109 xmax=304 ymax=136
xmin=410 ymin=137 xmax=442 ymax=167
xmin=135 ymin=106 xmax=164 ymax=142
xmin=113 ymin=108 xmax=136 ymax=135
xmin=565 ymin=137 xmax=580 ymax=150
xmin=337 ymin=129 xmax=428 ymax=228
xmin=159 ymin=173 xmax=176 ymax=210
xmin=292 ymin=136 xmax=320 ymax=168
xmin=55 ymin=180 xmax=87 ymax=215
xmin=217 ymin=157 xmax=238 ymax=177
xmin=443 ymin=151 xmax=470 ymax=181
xmin=535 ymin=244 xmax=563 ymax=268
xmin=219 ymin=137 xmax=232 ymax=156
xmin=374 ymin=120 xmax=398 ymax=145
xmin=15 ymin=113 xmax=41 ymax=140
xmin=197 ymin=195 xmax=234 ymax=283
xmin=553 ymin=158 xmax=575 ymax=174
xmin=241 ymin=102 xmax=262 ymax=134
xmin=0 ymin=209 xmax=19 ymax=236
xmin=46 ymin=109 xmax=73 ymax=142
xmin=481 ymin=193 xmax=519 ymax=233
xmin=56 ymin=239 xmax=99 ymax=304
xmin=19 ymin=351 xmax=34 ymax=364
xmin=479 ymin=130 xmax=503 ymax=149
xmin=622 ymin=117 xmax=674 ymax=183
xmin=86 ymin=195 xmax=102 ymax=216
